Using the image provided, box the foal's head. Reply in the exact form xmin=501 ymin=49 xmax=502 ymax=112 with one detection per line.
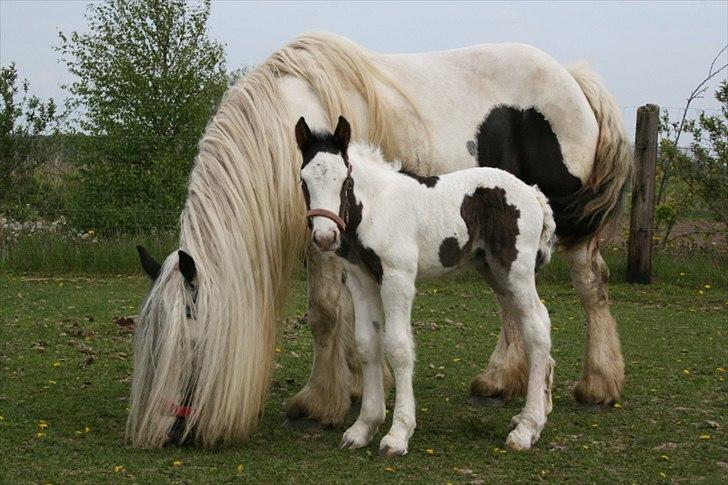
xmin=295 ymin=116 xmax=351 ymax=252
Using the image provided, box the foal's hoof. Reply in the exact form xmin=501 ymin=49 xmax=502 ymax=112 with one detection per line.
xmin=283 ymin=417 xmax=325 ymax=431
xmin=505 ymin=429 xmax=533 ymax=451
xmin=468 ymin=394 xmax=506 ymax=408
xmin=379 ymin=445 xmax=407 ymax=458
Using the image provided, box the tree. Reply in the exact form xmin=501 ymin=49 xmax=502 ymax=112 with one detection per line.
xmin=0 ymin=63 xmax=59 ymax=216
xmin=57 ymin=0 xmax=228 ymax=232
xmin=655 ymin=46 xmax=727 ymax=243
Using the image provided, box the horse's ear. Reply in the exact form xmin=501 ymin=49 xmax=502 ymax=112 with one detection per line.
xmin=136 ymin=245 xmax=161 ymax=280
xmin=178 ymin=250 xmax=197 ymax=284
xmin=295 ymin=117 xmax=311 ymax=152
xmin=333 ymin=116 xmax=351 ymax=150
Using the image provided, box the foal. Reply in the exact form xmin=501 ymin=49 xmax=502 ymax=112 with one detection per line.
xmin=296 ymin=116 xmax=556 ymax=456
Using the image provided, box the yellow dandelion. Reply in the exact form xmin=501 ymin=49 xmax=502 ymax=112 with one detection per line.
xmin=236 ymin=464 xmax=245 ymax=474
xmin=425 ymin=448 xmax=434 ymax=455
xmin=679 ymin=272 xmax=685 ymax=276
xmin=384 ymin=466 xmax=395 ymax=472
xmin=275 ymin=347 xmax=282 ymax=353
xmin=114 ymin=465 xmax=124 ymax=473
xmin=704 ymin=285 xmax=711 ymax=289
xmin=0 ymin=415 xmax=4 ymax=422
xmin=541 ymin=470 xmax=547 ymax=476
xmin=717 ymin=367 xmax=726 ymax=372
xmin=52 ymin=362 xmax=60 ymax=367
xmin=698 ymin=290 xmax=704 ymax=295
xmin=84 ymin=426 xmax=91 ymax=433
xmin=172 ymin=460 xmax=183 ymax=467
xmin=38 ymin=421 xmax=48 ymax=429
xmin=683 ymin=369 xmax=691 ymax=375
xmin=452 ymin=358 xmax=461 ymax=363
xmin=700 ymin=434 xmax=711 ymax=440
xmin=613 ymin=403 xmax=623 ymax=409
xmin=660 ymin=455 xmax=669 ymax=461
xmin=36 ymin=432 xmax=46 ymax=438
xmin=48 ymin=380 xmax=56 ymax=385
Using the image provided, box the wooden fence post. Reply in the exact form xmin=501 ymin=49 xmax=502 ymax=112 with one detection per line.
xmin=627 ymin=104 xmax=659 ymax=284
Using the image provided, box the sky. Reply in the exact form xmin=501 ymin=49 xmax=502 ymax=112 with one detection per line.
xmin=1 ymin=0 xmax=727 ymax=133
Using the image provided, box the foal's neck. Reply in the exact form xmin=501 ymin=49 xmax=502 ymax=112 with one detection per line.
xmin=349 ymin=157 xmax=397 ymax=201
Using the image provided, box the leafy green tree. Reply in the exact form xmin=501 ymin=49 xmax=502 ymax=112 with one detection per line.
xmin=0 ymin=63 xmax=60 ymax=217
xmin=57 ymin=0 xmax=228 ymax=232
xmin=683 ymin=81 xmax=728 ymax=225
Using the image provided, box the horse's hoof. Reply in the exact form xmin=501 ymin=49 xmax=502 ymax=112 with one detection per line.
xmin=575 ymin=401 xmax=610 ymax=412
xmin=283 ymin=417 xmax=325 ymax=431
xmin=379 ymin=445 xmax=407 ymax=458
xmin=468 ymin=395 xmax=506 ymax=408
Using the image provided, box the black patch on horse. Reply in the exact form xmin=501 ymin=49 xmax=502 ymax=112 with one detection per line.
xmin=336 ymin=177 xmax=383 ymax=284
xmin=437 ymin=186 xmax=521 ymax=271
xmin=438 ymin=237 xmax=462 ymax=267
xmin=399 ymin=169 xmax=439 ymax=188
xmin=470 ymin=105 xmax=601 ymax=246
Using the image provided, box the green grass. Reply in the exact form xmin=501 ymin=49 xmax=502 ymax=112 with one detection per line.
xmin=0 ymin=231 xmax=178 ymax=274
xmin=0 ymin=270 xmax=726 ymax=483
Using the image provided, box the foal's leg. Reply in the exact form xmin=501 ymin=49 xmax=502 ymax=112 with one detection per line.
xmin=379 ymin=270 xmax=417 ymax=457
xmin=566 ymin=239 xmax=624 ymax=407
xmin=469 ymin=295 xmax=528 ymax=406
xmin=500 ymin=280 xmax=554 ymax=451
xmin=341 ymin=271 xmax=386 ymax=449
xmin=285 ymin=251 xmax=358 ymax=427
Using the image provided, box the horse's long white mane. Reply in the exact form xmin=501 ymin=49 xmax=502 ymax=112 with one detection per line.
xmin=126 ymin=32 xmax=426 ymax=447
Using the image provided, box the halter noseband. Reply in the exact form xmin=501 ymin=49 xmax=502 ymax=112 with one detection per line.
xmin=306 ymin=164 xmax=352 ymax=232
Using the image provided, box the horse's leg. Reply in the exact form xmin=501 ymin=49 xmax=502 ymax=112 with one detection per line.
xmin=501 ymin=282 xmax=554 ymax=451
xmin=340 ymin=271 xmax=386 ymax=449
xmin=566 ymin=239 xmax=624 ymax=407
xmin=378 ymin=270 xmax=417 ymax=458
xmin=284 ymin=251 xmax=357 ymax=427
xmin=469 ymin=294 xmax=529 ymax=406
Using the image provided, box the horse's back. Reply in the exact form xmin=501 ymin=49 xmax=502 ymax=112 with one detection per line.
xmin=375 ymin=43 xmax=599 ymax=182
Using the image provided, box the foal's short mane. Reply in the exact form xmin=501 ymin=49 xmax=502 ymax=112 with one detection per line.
xmin=127 ymin=32 xmax=427 ymax=447
xmin=348 ymin=142 xmax=403 ymax=172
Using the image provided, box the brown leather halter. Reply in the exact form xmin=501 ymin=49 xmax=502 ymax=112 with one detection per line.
xmin=305 ymin=164 xmax=352 ymax=232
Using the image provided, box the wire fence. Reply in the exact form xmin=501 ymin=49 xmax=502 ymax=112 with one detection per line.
xmin=0 ymin=106 xmax=725 ymax=283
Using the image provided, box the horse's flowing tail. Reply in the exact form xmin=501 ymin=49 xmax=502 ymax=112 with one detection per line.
xmin=534 ymin=186 xmax=556 ymax=270
xmin=564 ymin=64 xmax=634 ymax=247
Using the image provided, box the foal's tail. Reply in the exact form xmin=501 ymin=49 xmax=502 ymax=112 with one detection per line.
xmin=534 ymin=186 xmax=556 ymax=271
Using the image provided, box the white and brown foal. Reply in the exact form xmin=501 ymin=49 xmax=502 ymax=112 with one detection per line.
xmin=296 ymin=116 xmax=557 ymax=456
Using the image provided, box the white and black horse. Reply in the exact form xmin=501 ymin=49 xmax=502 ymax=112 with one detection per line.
xmin=297 ymin=116 xmax=557 ymax=454
xmin=128 ymin=33 xmax=631 ymax=447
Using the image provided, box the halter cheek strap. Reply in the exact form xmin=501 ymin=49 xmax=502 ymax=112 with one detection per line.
xmin=305 ymin=164 xmax=352 ymax=232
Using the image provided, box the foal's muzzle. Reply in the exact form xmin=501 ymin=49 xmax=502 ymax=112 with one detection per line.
xmin=307 ymin=208 xmax=344 ymax=252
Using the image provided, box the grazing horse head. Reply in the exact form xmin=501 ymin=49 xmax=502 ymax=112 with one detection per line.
xmin=296 ymin=116 xmax=352 ymax=252
xmin=136 ymin=246 xmax=198 ymax=318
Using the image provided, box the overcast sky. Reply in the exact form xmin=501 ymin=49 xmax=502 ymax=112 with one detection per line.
xmin=1 ymin=0 xmax=727 ymax=132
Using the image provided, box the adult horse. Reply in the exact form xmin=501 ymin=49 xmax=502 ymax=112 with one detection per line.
xmin=127 ymin=32 xmax=632 ymax=447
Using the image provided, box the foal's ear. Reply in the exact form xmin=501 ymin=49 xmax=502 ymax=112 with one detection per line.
xmin=333 ymin=116 xmax=351 ymax=150
xmin=136 ymin=245 xmax=161 ymax=280
xmin=295 ymin=117 xmax=311 ymax=152
xmin=178 ymin=250 xmax=197 ymax=284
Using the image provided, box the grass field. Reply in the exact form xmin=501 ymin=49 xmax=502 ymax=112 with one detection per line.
xmin=0 ymin=267 xmax=726 ymax=483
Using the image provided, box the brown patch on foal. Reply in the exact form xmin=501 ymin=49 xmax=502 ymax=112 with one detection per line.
xmin=438 ymin=186 xmax=521 ymax=270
